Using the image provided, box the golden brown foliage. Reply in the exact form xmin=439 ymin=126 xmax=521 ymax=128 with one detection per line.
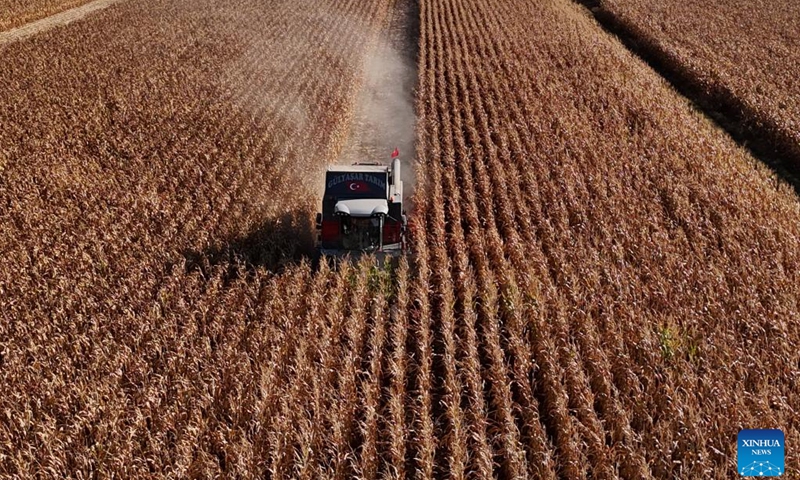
xmin=411 ymin=0 xmax=800 ymax=477
xmin=2 ymin=0 xmax=800 ymax=478
xmin=0 ymin=0 xmax=401 ymax=476
xmin=0 ymin=0 xmax=95 ymax=31
xmin=596 ymin=0 xmax=800 ymax=165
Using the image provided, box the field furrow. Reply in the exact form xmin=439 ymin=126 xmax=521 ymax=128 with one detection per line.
xmin=356 ymin=286 xmax=388 ymax=479
xmin=385 ymin=258 xmax=411 ymax=479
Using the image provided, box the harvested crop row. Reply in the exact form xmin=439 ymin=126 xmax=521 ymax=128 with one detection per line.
xmin=589 ymin=0 xmax=800 ymax=168
xmin=412 ymin=0 xmax=800 ymax=476
xmin=0 ymin=0 xmax=94 ymax=31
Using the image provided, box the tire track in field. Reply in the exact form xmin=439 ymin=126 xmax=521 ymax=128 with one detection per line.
xmin=0 ymin=0 xmax=122 ymax=46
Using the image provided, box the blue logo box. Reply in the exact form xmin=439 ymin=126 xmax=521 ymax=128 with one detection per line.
xmin=738 ymin=429 xmax=784 ymax=477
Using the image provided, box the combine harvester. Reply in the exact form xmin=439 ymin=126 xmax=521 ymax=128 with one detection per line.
xmin=316 ymin=149 xmax=408 ymax=261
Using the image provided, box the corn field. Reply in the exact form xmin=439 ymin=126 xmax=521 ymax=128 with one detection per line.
xmin=0 ymin=0 xmax=96 ymax=31
xmin=1 ymin=0 xmax=799 ymax=478
xmin=593 ymin=0 xmax=800 ymax=167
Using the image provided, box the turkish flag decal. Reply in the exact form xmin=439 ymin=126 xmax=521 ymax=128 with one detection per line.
xmin=348 ymin=181 xmax=369 ymax=192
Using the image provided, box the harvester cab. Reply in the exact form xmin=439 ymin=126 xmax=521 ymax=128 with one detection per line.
xmin=316 ymin=152 xmax=407 ymax=259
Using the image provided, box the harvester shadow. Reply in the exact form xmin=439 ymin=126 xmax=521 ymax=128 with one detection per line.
xmin=182 ymin=207 xmax=316 ymax=282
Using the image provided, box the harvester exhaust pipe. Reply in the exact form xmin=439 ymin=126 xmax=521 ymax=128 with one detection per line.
xmin=392 ymin=157 xmax=401 ymax=190
xmin=379 ymin=214 xmax=385 ymax=251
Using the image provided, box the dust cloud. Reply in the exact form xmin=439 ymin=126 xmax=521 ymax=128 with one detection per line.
xmin=336 ymin=0 xmax=419 ymax=209
xmin=217 ymin=0 xmax=419 ymax=214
